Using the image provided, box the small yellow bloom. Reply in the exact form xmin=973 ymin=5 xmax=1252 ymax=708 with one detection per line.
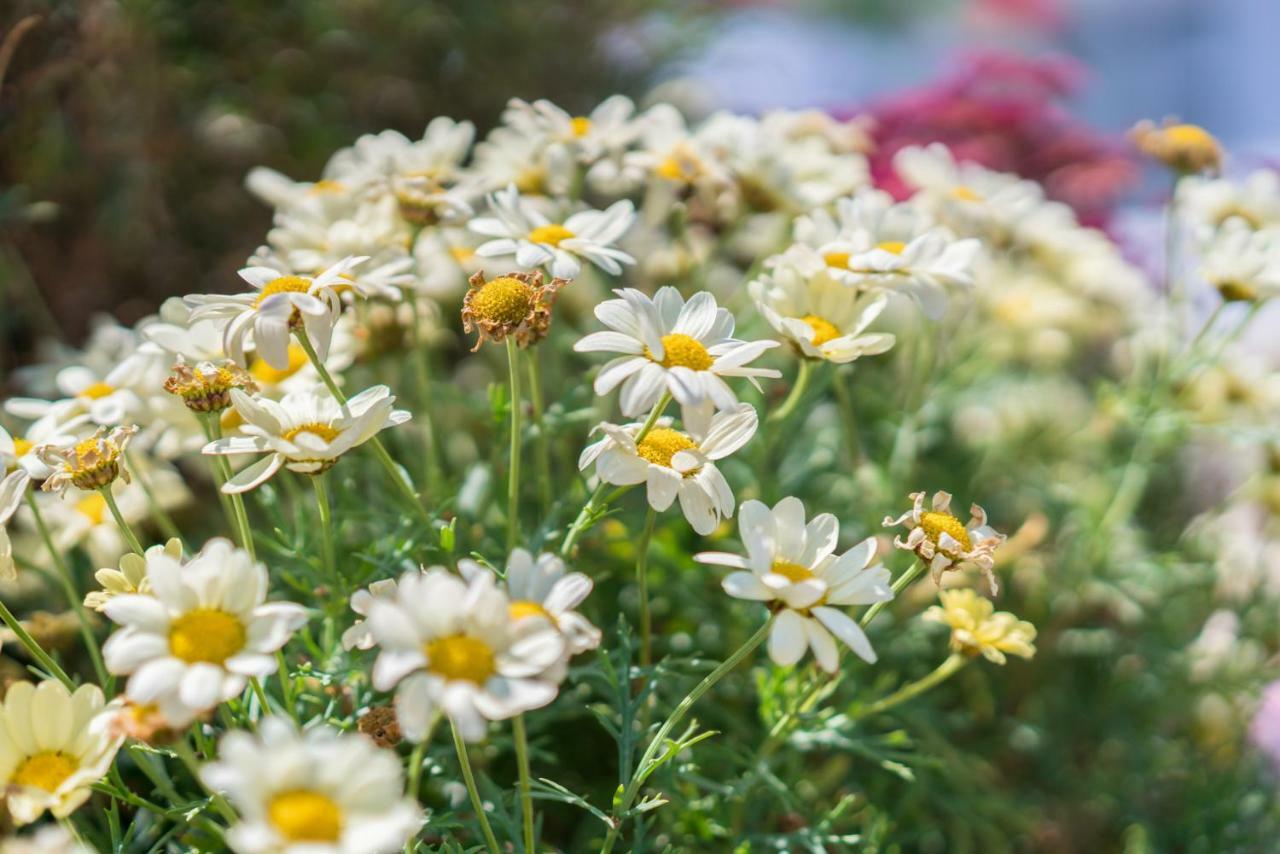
xmin=924 ymin=589 xmax=1036 ymax=665
xmin=1130 ymin=119 xmax=1222 ymax=174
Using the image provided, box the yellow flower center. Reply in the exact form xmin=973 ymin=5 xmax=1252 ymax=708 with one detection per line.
xmin=635 ymin=428 xmax=698 ymax=469
xmin=250 ymin=345 xmax=310 ymax=385
xmin=425 ymin=635 xmax=496 ymax=684
xmin=282 ymin=422 xmax=342 ymax=444
xmin=268 ymin=790 xmax=343 ymax=842
xmin=449 ymin=246 xmax=476 ymax=263
xmin=823 ymin=251 xmax=850 ymax=269
xmin=949 ymin=185 xmax=983 ymax=203
xmin=646 ymin=333 xmax=713 ymax=371
xmin=81 ymin=382 xmax=115 ymax=399
xmin=169 ymin=609 xmax=247 ymax=664
xmin=12 ymin=437 xmax=32 ymax=457
xmin=509 ymin=600 xmax=553 ymax=621
xmin=920 ymin=511 xmax=972 ymax=553
xmin=799 ymin=314 xmax=841 ymax=346
xmin=875 ymin=240 xmax=906 ymax=255
xmin=72 ymin=437 xmax=101 ymax=459
xmin=570 ymin=116 xmax=593 ymax=137
xmin=470 ymin=276 xmax=536 ymax=326
xmin=254 ymin=275 xmax=312 ymax=307
xmin=11 ymin=751 xmax=77 ymax=792
xmin=770 ymin=560 xmax=816 ymax=583
xmin=1163 ymin=124 xmax=1217 ymax=150
xmin=308 ymin=180 xmax=346 ymax=195
xmin=1215 ymin=279 xmax=1258 ymax=303
xmin=527 ymin=224 xmax=575 ymax=246
xmin=655 ymin=149 xmax=699 ymax=182
xmin=76 ymin=493 xmax=108 ymax=525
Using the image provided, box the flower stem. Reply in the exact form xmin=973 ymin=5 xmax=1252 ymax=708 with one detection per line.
xmin=274 ymin=650 xmax=297 ymax=723
xmin=452 ymin=721 xmax=500 ymax=854
xmin=99 ymin=486 xmax=146 ymax=555
xmin=830 ymin=366 xmax=865 ymax=467
xmin=600 ymin=616 xmax=773 ymax=854
xmin=24 ymin=492 xmax=107 ymax=685
xmin=312 ymin=473 xmax=336 ymax=585
xmin=506 ymin=337 xmax=524 ymax=552
xmin=123 ymin=450 xmax=186 ymax=547
xmin=0 ymin=594 xmax=74 ymax=689
xmin=513 ymin=714 xmax=536 ymax=854
xmin=767 ymin=358 xmax=812 ymax=423
xmin=202 ymin=415 xmax=255 ymax=560
xmin=527 ymin=351 xmax=553 ymax=517
xmin=173 ymin=736 xmax=238 ymax=824
xmin=635 ymin=507 xmax=658 ymax=668
xmin=407 ymin=296 xmax=444 ymax=492
xmin=853 ymin=653 xmax=967 ymax=720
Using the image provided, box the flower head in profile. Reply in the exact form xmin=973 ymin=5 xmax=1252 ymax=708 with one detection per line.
xmin=185 ymin=255 xmax=366 ymax=370
xmin=1198 ymin=219 xmax=1280 ymax=303
xmin=884 ymin=491 xmax=1006 ymax=594
xmin=38 ymin=425 xmax=137 ymax=493
xmin=469 ymin=184 xmax=637 ymax=279
xmin=923 ymin=589 xmax=1036 ymax=664
xmin=202 ymin=386 xmax=410 ymax=493
xmin=366 ymin=568 xmax=564 ymax=742
xmin=0 ymin=434 xmax=32 ymax=580
xmin=751 ymin=276 xmax=896 ymax=364
xmin=1130 ymin=119 xmax=1222 ymax=175
xmin=201 ymin=717 xmax=423 ymax=854
xmin=459 ymin=549 xmax=601 ymax=681
xmin=574 ymin=287 xmax=780 ymax=417
xmin=461 ymin=270 xmax=566 ymax=352
xmin=101 ymin=538 xmax=307 ymax=725
xmin=163 ymin=358 xmax=258 ymax=413
xmin=84 ymin=537 xmax=182 ymax=612
xmin=342 ymin=578 xmax=401 ymax=652
xmin=697 ymin=497 xmax=892 ymax=671
xmin=579 ymin=403 xmax=757 ymax=535
xmin=0 ymin=680 xmax=123 ymax=824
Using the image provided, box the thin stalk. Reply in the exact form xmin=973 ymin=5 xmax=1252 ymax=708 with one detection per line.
xmin=852 ymin=653 xmax=967 ymax=720
xmin=24 ymin=492 xmax=106 ymax=685
xmin=204 ymin=415 xmax=256 ymax=560
xmin=249 ymin=676 xmax=271 ymax=719
xmin=312 ymin=473 xmax=337 ymax=585
xmin=124 ymin=450 xmax=185 ymax=546
xmin=173 ymin=737 xmax=238 ymax=824
xmin=99 ymin=486 xmax=145 ymax=555
xmin=506 ymin=337 xmax=524 ymax=552
xmin=274 ymin=650 xmax=297 ymax=724
xmin=830 ymin=366 xmax=865 ymax=468
xmin=527 ymin=351 xmax=553 ymax=516
xmin=0 ymin=595 xmax=73 ymax=689
xmin=407 ymin=297 xmax=444 ymax=492
xmin=635 ymin=507 xmax=658 ymax=668
xmin=406 ymin=714 xmax=438 ymax=799
xmin=767 ymin=358 xmax=813 ymax=423
xmin=513 ymin=714 xmax=536 ymax=854
xmin=600 ymin=617 xmax=773 ymax=854
xmin=452 ymin=722 xmax=500 ymax=854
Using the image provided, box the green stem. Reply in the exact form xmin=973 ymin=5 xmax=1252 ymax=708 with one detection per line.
xmin=99 ymin=486 xmax=146 ymax=554
xmin=635 ymin=507 xmax=658 ymax=668
xmin=600 ymin=617 xmax=773 ymax=854
xmin=452 ymin=722 xmax=500 ymax=854
xmin=274 ymin=650 xmax=297 ymax=723
xmin=853 ymin=653 xmax=967 ymax=720
xmin=830 ymin=367 xmax=865 ymax=468
xmin=513 ymin=714 xmax=536 ymax=854
xmin=173 ymin=737 xmax=238 ymax=824
xmin=24 ymin=492 xmax=106 ymax=685
xmin=506 ymin=337 xmax=524 ymax=552
xmin=407 ymin=296 xmax=444 ymax=492
xmin=527 ymin=351 xmax=553 ymax=517
xmin=767 ymin=358 xmax=813 ymax=423
xmin=124 ymin=450 xmax=185 ymax=547
xmin=0 ymin=594 xmax=74 ymax=689
xmin=313 ymin=473 xmax=337 ymax=585
xmin=204 ymin=415 xmax=256 ymax=560
xmin=249 ymin=676 xmax=271 ymax=719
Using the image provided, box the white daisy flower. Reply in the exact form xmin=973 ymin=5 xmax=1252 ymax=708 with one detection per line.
xmin=501 ymin=95 xmax=642 ymax=164
xmin=696 ymin=497 xmax=893 ymax=671
xmin=884 ymin=491 xmax=1006 ymax=595
xmin=341 ymin=578 xmax=400 ymax=652
xmin=0 ymin=431 xmax=34 ymax=581
xmin=469 ymin=184 xmax=636 ymax=279
xmin=578 ymin=403 xmax=757 ymax=536
xmin=0 ymin=680 xmax=123 ymax=825
xmin=185 ymin=255 xmax=367 ymax=371
xmin=1198 ymin=219 xmax=1280 ymax=302
xmin=201 ymin=717 xmax=423 ymax=854
xmin=0 ymin=416 xmax=86 ymax=482
xmin=894 ymin=143 xmax=1044 ymax=242
xmin=1179 ymin=168 xmax=1280 ymax=236
xmin=101 ymin=538 xmax=307 ymax=725
xmin=366 ymin=568 xmax=564 ymax=742
xmin=459 ymin=549 xmax=601 ymax=681
xmin=573 ymin=287 xmax=781 ymax=417
xmin=751 ymin=273 xmax=896 ymax=364
xmin=202 ymin=386 xmax=411 ymax=493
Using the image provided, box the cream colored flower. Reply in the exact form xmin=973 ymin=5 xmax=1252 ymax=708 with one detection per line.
xmin=923 ymin=589 xmax=1036 ymax=664
xmin=0 ymin=680 xmax=123 ymax=824
xmin=84 ymin=537 xmax=182 ymax=612
xmin=751 ymin=274 xmax=896 ymax=363
xmin=341 ymin=578 xmax=400 ymax=652
xmin=37 ymin=425 xmax=137 ymax=493
xmin=883 ymin=491 xmax=1006 ymax=594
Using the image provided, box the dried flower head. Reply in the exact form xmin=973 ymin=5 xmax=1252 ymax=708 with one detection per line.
xmin=163 ymin=359 xmax=258 ymax=413
xmin=923 ymin=589 xmax=1036 ymax=664
xmin=38 ymin=426 xmax=137 ymax=493
xmin=1130 ymin=119 xmax=1222 ymax=175
xmin=461 ymin=270 xmax=565 ymax=351
xmin=357 ymin=705 xmax=403 ymax=749
xmin=883 ymin=490 xmax=1006 ymax=594
xmin=107 ymin=700 xmax=191 ymax=746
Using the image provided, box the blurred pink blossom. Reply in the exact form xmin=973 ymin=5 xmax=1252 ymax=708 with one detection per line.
xmin=1252 ymin=681 xmax=1280 ymax=770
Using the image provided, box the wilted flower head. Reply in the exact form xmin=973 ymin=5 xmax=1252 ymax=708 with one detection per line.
xmin=924 ymin=589 xmax=1036 ymax=664
xmin=163 ymin=358 xmax=258 ymax=413
xmin=1130 ymin=119 xmax=1222 ymax=175
xmin=38 ymin=425 xmax=137 ymax=493
xmin=884 ymin=490 xmax=1006 ymax=594
xmin=461 ymin=270 xmax=566 ymax=351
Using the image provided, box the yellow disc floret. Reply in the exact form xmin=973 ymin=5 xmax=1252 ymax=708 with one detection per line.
xmin=254 ymin=275 xmax=312 ymax=307
xmin=769 ymin=560 xmax=816 ymax=583
xmin=527 ymin=224 xmax=575 ymax=247
xmin=426 ymin=635 xmax=497 ymax=684
xmin=469 ymin=276 xmax=536 ymax=326
xmin=799 ymin=315 xmax=841 ymax=347
xmin=11 ymin=437 xmax=32 ymax=458
xmin=635 ymin=428 xmax=698 ymax=469
xmin=570 ymin=116 xmax=592 ymax=137
xmin=647 ymin=333 xmax=713 ymax=371
xmin=76 ymin=493 xmax=108 ymax=525
xmin=875 ymin=240 xmax=906 ymax=255
xmin=282 ymin=422 xmax=342 ymax=444
xmin=80 ymin=382 xmax=116 ymax=400
xmin=823 ymin=251 xmax=850 ymax=269
xmin=169 ymin=609 xmax=247 ymax=664
xmin=920 ymin=511 xmax=972 ymax=553
xmin=11 ymin=751 xmax=77 ymax=792
xmin=268 ymin=790 xmax=344 ymax=842
xmin=949 ymin=185 xmax=982 ymax=203
xmin=510 ymin=600 xmax=553 ymax=622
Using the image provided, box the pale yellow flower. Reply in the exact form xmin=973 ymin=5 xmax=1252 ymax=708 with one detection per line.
xmin=923 ymin=589 xmax=1036 ymax=665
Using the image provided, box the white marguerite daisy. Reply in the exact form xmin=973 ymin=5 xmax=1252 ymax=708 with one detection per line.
xmin=185 ymin=255 xmax=367 ymax=371
xmin=101 ymin=538 xmax=307 ymax=725
xmin=893 ymin=143 xmax=1044 ymax=242
xmin=696 ymin=497 xmax=893 ymax=671
xmin=459 ymin=549 xmax=601 ymax=681
xmin=751 ymin=273 xmax=896 ymax=364
xmin=500 ymin=95 xmax=642 ymax=165
xmin=0 ymin=431 xmax=33 ymax=580
xmin=0 ymin=680 xmax=123 ymax=825
xmin=1198 ymin=219 xmax=1280 ymax=302
xmin=468 ymin=184 xmax=637 ymax=279
xmin=366 ymin=568 xmax=564 ymax=742
xmin=341 ymin=577 xmax=401 ymax=652
xmin=201 ymin=717 xmax=423 ymax=854
xmin=578 ymin=403 xmax=758 ymax=536
xmin=202 ymin=386 xmax=411 ymax=493
xmin=573 ymin=287 xmax=781 ymax=417
xmin=1179 ymin=168 xmax=1280 ymax=235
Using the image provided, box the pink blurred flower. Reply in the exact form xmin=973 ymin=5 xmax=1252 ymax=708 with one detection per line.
xmin=1252 ymin=681 xmax=1280 ymax=770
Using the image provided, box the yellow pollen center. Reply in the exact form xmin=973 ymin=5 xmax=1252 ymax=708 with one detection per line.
xmin=1163 ymin=124 xmax=1216 ymax=149
xmin=823 ymin=251 xmax=851 ymax=269
xmin=268 ymin=790 xmax=343 ymax=842
xmin=635 ymin=428 xmax=698 ymax=469
xmin=570 ymin=116 xmax=592 ymax=137
xmin=949 ymin=185 xmax=982 ymax=202
xmin=282 ymin=422 xmax=342 ymax=444
xmin=646 ymin=333 xmax=713 ymax=371
xmin=509 ymin=600 xmax=553 ymax=622
xmin=81 ymin=382 xmax=115 ymax=400
xmin=308 ymin=180 xmax=346 ymax=195
xmin=12 ymin=437 xmax=32 ymax=457
xmin=799 ymin=314 xmax=841 ymax=346
xmin=875 ymin=240 xmax=906 ymax=254
xmin=426 ymin=635 xmax=496 ymax=684
xmin=449 ymin=246 xmax=476 ymax=263
xmin=527 ymin=224 xmax=575 ymax=246
xmin=11 ymin=751 xmax=77 ymax=792
xmin=471 ymin=276 xmax=536 ymax=326
xmin=72 ymin=437 xmax=101 ymax=459
xmin=254 ymin=275 xmax=312 ymax=307
xmin=76 ymin=493 xmax=108 ymax=525
xmin=920 ymin=511 xmax=972 ymax=553
xmin=169 ymin=609 xmax=247 ymax=664
xmin=770 ymin=560 xmax=816 ymax=583
xmin=250 ymin=345 xmax=309 ymax=385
